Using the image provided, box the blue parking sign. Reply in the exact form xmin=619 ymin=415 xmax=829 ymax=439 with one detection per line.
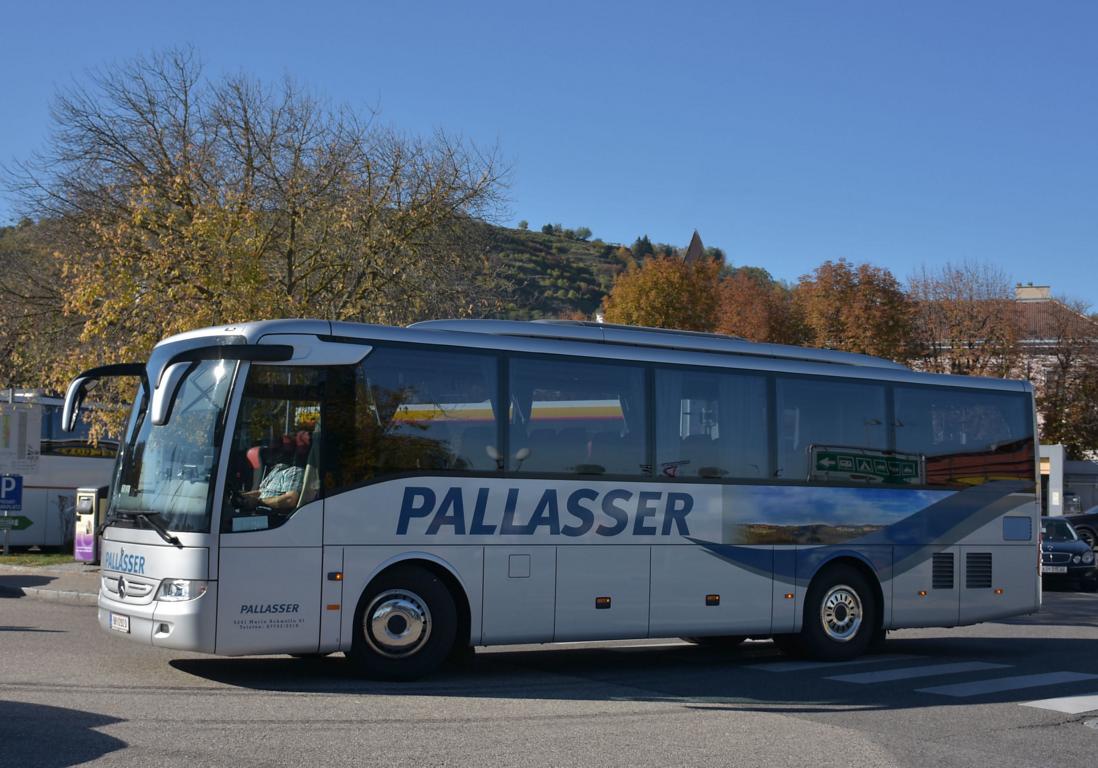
xmin=0 ymin=475 xmax=22 ymax=511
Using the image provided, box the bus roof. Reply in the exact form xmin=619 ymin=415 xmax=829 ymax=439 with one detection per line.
xmin=410 ymin=319 xmax=909 ymax=371
xmin=156 ymin=318 xmax=1032 ymax=394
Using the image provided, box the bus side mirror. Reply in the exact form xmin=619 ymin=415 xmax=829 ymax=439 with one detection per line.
xmin=62 ymin=376 xmax=90 ymax=433
xmin=61 ymin=363 xmax=148 ymax=433
xmin=151 ymin=362 xmax=193 ymax=427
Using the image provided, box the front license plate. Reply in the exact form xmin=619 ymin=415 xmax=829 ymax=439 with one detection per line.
xmin=110 ymin=612 xmax=130 ymax=633
xmin=1042 ymin=565 xmax=1068 ymax=574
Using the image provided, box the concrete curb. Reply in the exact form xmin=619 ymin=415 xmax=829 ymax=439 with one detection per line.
xmin=0 ymin=584 xmax=98 ymax=606
xmin=0 ymin=564 xmax=101 ymax=606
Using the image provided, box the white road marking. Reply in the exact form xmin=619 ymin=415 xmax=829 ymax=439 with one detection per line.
xmin=1021 ymin=694 xmax=1098 ymax=714
xmin=917 ymin=671 xmax=1098 ymax=698
xmin=610 ymin=642 xmax=695 ymax=651
xmin=746 ymin=654 xmax=918 ymax=673
xmin=551 ymin=640 xmax=692 ymax=648
xmin=826 ymin=661 xmax=1012 ymax=684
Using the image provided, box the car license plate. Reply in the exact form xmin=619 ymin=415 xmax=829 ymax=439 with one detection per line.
xmin=1042 ymin=565 xmax=1067 ymax=574
xmin=110 ymin=612 xmax=130 ymax=633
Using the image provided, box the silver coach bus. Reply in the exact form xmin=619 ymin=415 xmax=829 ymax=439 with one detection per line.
xmin=64 ymin=319 xmax=1039 ymax=679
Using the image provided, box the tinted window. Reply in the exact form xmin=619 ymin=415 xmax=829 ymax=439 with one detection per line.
xmin=655 ymin=369 xmax=768 ymax=479
xmin=894 ymin=387 xmax=1033 ymax=487
xmin=776 ymin=377 xmax=887 ymax=481
xmin=334 ymin=346 xmax=500 ymax=484
xmin=40 ymin=404 xmax=119 ymax=458
xmin=510 ymin=357 xmax=647 ymax=476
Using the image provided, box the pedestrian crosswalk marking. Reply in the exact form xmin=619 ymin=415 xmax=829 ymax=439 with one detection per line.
xmin=747 ymin=647 xmax=1098 ymax=712
xmin=746 ymin=654 xmax=917 ymax=673
xmin=917 ymin=671 xmax=1098 ymax=698
xmin=1021 ymin=694 xmax=1098 ymax=715
xmin=826 ymin=661 xmax=1011 ymax=685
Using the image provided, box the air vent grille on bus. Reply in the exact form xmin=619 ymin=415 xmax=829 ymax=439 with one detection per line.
xmin=932 ymin=552 xmax=955 ymax=590
xmin=966 ymin=552 xmax=993 ymax=589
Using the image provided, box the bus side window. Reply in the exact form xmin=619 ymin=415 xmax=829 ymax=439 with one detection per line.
xmin=326 ymin=346 xmax=500 ymax=490
xmin=654 ymin=368 xmax=767 ymax=480
xmin=509 ymin=357 xmax=648 ymax=477
xmin=775 ymin=376 xmax=887 ymax=482
xmin=894 ymin=387 xmax=1033 ymax=488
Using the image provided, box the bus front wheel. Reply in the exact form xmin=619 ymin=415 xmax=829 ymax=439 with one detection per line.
xmin=798 ymin=564 xmax=878 ymax=662
xmin=348 ymin=564 xmax=457 ymax=681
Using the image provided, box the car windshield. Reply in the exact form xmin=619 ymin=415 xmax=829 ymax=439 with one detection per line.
xmin=1042 ymin=519 xmax=1077 ymax=542
xmin=111 ymin=359 xmax=237 ymax=533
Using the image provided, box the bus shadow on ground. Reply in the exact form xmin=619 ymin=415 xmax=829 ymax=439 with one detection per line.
xmin=170 ymin=633 xmax=1098 ymax=714
xmin=0 ymin=574 xmax=55 ymax=598
xmin=0 ymin=700 xmax=125 ymax=768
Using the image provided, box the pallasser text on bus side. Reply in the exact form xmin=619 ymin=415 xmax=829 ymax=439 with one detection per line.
xmin=397 ymin=486 xmax=693 ymax=537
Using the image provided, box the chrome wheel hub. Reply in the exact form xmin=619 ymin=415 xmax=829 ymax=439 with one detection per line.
xmin=364 ymin=589 xmax=432 ymax=658
xmin=820 ymin=584 xmax=863 ymax=642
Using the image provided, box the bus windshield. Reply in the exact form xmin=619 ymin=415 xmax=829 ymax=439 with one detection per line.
xmin=111 ymin=359 xmax=237 ymax=533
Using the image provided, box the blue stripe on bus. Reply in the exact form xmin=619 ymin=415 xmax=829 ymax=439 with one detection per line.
xmin=690 ymin=479 xmax=1030 ymax=584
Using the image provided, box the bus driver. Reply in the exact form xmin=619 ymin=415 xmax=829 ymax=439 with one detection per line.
xmin=241 ymin=432 xmax=309 ymax=511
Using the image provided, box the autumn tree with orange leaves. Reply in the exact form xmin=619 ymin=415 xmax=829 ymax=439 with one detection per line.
xmin=793 ymin=259 xmax=914 ymax=361
xmin=717 ymin=267 xmax=807 ymax=344
xmin=602 ymin=255 xmax=721 ymax=331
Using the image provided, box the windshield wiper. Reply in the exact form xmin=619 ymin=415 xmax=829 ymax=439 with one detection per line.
xmin=98 ymin=509 xmax=183 ymax=548
xmin=136 ymin=513 xmax=184 ymax=548
xmin=95 ymin=512 xmax=124 ymax=538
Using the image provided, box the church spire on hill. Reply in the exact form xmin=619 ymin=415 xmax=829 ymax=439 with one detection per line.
xmin=682 ymin=230 xmax=706 ymax=263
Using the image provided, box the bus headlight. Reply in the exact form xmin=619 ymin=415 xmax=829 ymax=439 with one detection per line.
xmin=159 ymin=579 xmax=208 ymax=601
xmin=1083 ymin=551 xmax=1095 ymax=564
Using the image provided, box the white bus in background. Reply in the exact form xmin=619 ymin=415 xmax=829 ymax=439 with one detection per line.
xmin=64 ymin=319 xmax=1040 ymax=680
xmin=1 ymin=389 xmax=118 ymax=548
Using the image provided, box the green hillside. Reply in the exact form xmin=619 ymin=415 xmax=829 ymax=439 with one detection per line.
xmin=485 ymin=225 xmax=629 ymax=319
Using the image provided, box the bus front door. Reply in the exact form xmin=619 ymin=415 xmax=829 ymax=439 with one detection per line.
xmin=214 ymin=361 xmax=334 ymax=656
xmin=215 ymin=502 xmax=325 ymax=655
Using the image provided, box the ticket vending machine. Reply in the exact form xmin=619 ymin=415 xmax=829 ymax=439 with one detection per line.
xmin=74 ymin=486 xmax=108 ymax=563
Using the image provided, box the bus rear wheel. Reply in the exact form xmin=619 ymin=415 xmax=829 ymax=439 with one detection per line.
xmin=348 ymin=564 xmax=457 ymax=681
xmin=799 ymin=564 xmax=878 ymax=661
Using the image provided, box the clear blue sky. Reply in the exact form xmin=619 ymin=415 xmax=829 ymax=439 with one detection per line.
xmin=2 ymin=1 xmax=1096 ymax=305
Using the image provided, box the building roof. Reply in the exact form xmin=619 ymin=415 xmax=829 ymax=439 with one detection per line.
xmin=1014 ymin=296 xmax=1098 ymax=344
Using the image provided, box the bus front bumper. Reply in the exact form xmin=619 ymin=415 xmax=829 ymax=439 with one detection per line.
xmin=98 ymin=583 xmax=218 ymax=653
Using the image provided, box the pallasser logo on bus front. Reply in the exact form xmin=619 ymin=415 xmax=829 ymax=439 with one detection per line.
xmin=103 ymin=548 xmax=146 ymax=575
xmin=397 ymin=486 xmax=694 ymax=537
xmin=240 ymin=603 xmax=301 ymax=614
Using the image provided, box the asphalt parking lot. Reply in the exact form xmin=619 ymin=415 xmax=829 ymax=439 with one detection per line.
xmin=2 ymin=584 xmax=1098 ymax=768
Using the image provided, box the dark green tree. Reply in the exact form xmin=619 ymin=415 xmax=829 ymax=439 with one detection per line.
xmin=631 ymin=235 xmax=654 ymax=260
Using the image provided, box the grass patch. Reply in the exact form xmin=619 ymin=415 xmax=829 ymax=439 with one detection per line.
xmin=0 ymin=552 xmax=76 ymax=567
